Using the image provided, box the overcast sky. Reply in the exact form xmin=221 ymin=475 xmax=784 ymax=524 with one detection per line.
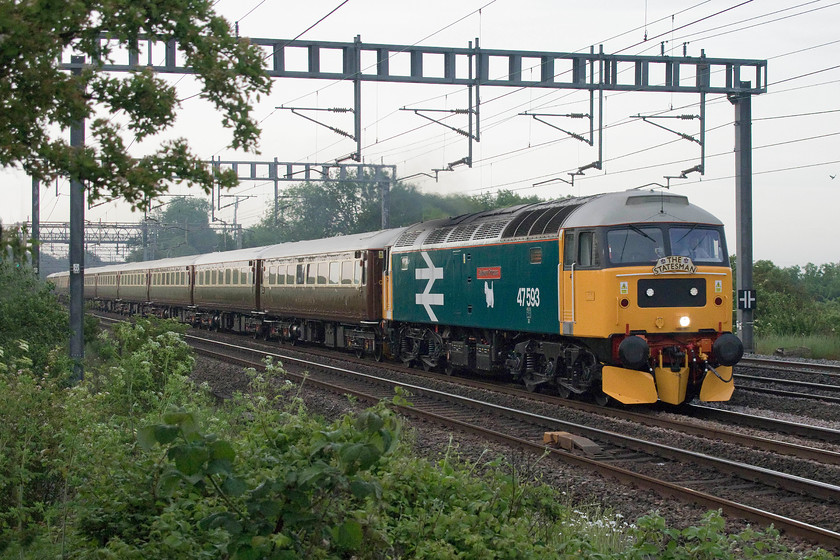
xmin=2 ymin=0 xmax=838 ymax=267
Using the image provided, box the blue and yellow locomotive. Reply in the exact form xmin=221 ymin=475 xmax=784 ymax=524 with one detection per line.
xmin=385 ymin=190 xmax=742 ymax=405
xmin=50 ymin=189 xmax=743 ymax=406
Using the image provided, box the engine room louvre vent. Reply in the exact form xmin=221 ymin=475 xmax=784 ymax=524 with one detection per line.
xmin=449 ymin=223 xmax=480 ymax=243
xmin=394 ymin=229 xmax=425 ymax=247
xmin=502 ymin=204 xmax=583 ymax=239
xmin=538 ymin=204 xmax=581 ymax=236
xmin=425 ymin=226 xmax=456 ymax=245
xmin=473 ymin=220 xmax=509 ymax=240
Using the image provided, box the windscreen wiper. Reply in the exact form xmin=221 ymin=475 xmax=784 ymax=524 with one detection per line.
xmin=629 ymin=224 xmax=657 ymax=243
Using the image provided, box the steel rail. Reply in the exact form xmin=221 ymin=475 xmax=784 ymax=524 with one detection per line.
xmin=740 ymin=357 xmax=840 ymax=378
xmin=735 ymin=373 xmax=840 ymax=393
xmin=686 ymin=404 xmax=840 ymax=445
xmin=735 ymin=383 xmax=840 ymax=404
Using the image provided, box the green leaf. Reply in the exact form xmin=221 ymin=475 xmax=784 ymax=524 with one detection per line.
xmin=169 ymin=444 xmax=209 ymax=476
xmin=137 ymin=425 xmax=157 ymax=450
xmin=332 ymin=519 xmax=363 ymax=550
xmin=154 ymin=424 xmax=181 ymax=445
xmin=349 ymin=479 xmax=381 ymax=500
xmin=206 ymin=458 xmax=233 ymax=476
xmin=221 ymin=475 xmax=248 ymax=497
xmin=158 ymin=470 xmax=183 ymax=497
xmin=355 ymin=410 xmax=384 ymax=433
xmin=199 ymin=511 xmax=242 ymax=535
xmin=163 ymin=409 xmax=199 ymax=435
xmin=210 ymin=439 xmax=235 ymax=461
xmin=163 ymin=409 xmax=191 ymax=425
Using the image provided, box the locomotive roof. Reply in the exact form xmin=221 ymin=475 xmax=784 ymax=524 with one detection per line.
xmin=390 ymin=190 xmax=722 ymax=250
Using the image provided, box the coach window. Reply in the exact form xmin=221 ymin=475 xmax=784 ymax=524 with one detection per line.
xmin=277 ymin=265 xmax=286 ymax=284
xmin=304 ymin=263 xmax=315 ymax=285
xmin=341 ymin=261 xmax=353 ymax=284
xmin=269 ymin=266 xmax=276 ymax=285
xmin=316 ymin=262 xmax=327 ymax=285
xmin=329 ymin=262 xmax=340 ymax=285
xmin=223 ymin=269 xmax=230 ymax=285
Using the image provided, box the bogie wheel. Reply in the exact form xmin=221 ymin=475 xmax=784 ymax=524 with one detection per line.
xmin=523 ymin=374 xmax=541 ymax=393
xmin=592 ymin=390 xmax=610 ymax=406
xmin=373 ymin=344 xmax=384 ymax=362
xmin=444 ymin=363 xmax=455 ymax=376
xmin=555 ymin=384 xmax=572 ymax=399
xmin=355 ymin=348 xmax=364 ymax=359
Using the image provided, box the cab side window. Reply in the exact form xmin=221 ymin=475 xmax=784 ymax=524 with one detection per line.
xmin=563 ymin=232 xmax=575 ymax=266
xmin=578 ymin=232 xmax=593 ymax=267
xmin=576 ymin=231 xmax=600 ymax=268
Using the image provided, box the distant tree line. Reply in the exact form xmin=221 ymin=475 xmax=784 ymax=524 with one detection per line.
xmin=242 ymin=180 xmax=544 ymax=248
xmin=735 ymin=258 xmax=840 ymax=337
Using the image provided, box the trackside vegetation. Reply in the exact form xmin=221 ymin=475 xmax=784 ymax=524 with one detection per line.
xmin=0 ymin=262 xmax=836 ymax=558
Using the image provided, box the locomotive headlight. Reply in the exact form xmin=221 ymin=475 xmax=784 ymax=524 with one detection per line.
xmin=690 ymin=287 xmax=698 ymax=296
xmin=679 ymin=316 xmax=691 ymax=328
xmin=646 ymin=288 xmax=655 ymax=297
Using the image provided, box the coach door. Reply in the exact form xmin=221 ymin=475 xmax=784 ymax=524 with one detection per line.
xmin=382 ymin=249 xmax=394 ymax=320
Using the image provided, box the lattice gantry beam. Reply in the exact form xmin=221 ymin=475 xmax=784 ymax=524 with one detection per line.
xmin=68 ymin=36 xmax=766 ymax=96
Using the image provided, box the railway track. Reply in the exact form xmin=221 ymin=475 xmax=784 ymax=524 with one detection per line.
xmin=98 ymin=313 xmax=840 ymax=448
xmin=740 ymin=356 xmax=840 ymax=377
xmin=735 ymin=356 xmax=840 ymax=403
xmin=184 ymin=331 xmax=840 ymax=551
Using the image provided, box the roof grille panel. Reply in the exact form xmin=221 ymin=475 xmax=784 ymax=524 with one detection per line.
xmin=473 ymin=220 xmax=509 ymax=240
xmin=425 ymin=226 xmax=455 ymax=245
xmin=394 ymin=229 xmax=425 ymax=247
xmin=449 ymin=223 xmax=480 ymax=243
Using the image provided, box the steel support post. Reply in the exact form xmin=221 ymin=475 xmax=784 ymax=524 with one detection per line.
xmin=272 ymin=157 xmax=279 ymax=225
xmin=378 ymin=166 xmax=390 ymax=229
xmin=31 ymin=178 xmax=39 ymax=277
xmin=69 ymin=55 xmax=86 ymax=382
xmin=729 ymin=82 xmax=754 ymax=353
xmin=353 ymin=35 xmax=362 ymax=161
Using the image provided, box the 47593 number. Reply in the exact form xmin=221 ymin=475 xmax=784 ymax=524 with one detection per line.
xmin=516 ymin=287 xmax=540 ymax=307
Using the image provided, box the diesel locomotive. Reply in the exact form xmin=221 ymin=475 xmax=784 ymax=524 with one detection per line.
xmin=50 ymin=189 xmax=743 ymax=406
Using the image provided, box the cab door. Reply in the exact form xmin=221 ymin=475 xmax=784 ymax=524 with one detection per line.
xmin=382 ymin=249 xmax=394 ymax=320
xmin=560 ymin=230 xmax=575 ymax=335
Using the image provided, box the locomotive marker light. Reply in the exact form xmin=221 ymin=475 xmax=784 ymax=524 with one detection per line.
xmin=679 ymin=316 xmax=691 ymax=328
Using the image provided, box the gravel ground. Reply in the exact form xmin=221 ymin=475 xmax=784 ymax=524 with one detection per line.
xmin=189 ymin=352 xmax=837 ymax=556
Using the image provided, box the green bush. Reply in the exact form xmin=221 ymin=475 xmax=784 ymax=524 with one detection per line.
xmin=0 ymin=262 xmax=70 ymax=375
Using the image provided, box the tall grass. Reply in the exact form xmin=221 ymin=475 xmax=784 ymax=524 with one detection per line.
xmin=755 ymin=334 xmax=840 ymax=360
